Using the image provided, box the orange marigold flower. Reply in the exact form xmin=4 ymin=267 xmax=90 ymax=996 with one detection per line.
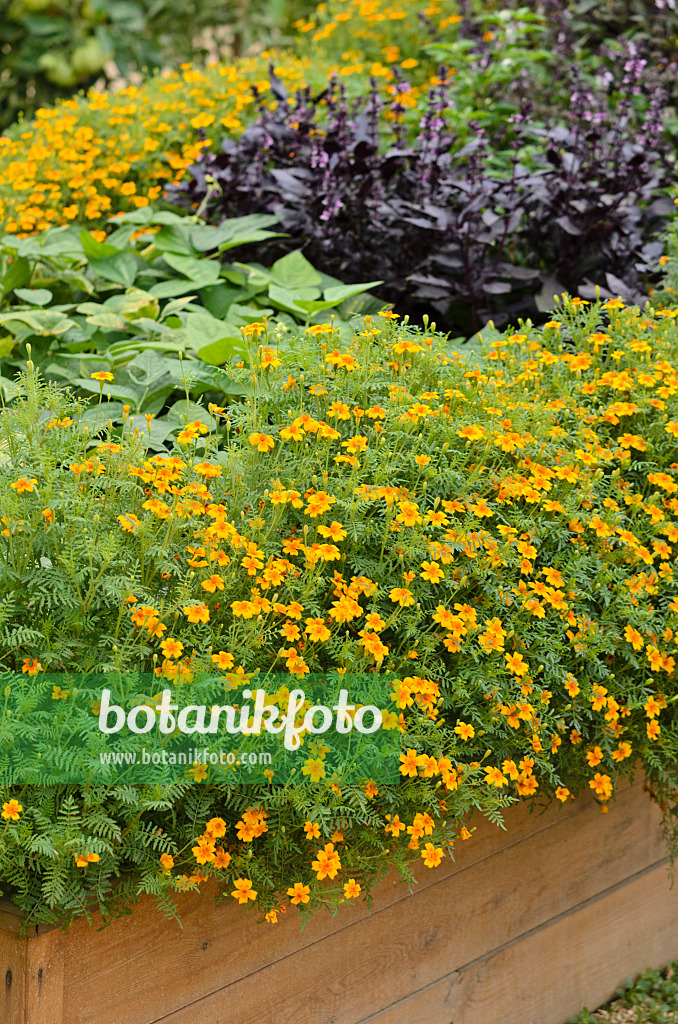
xmin=231 ymin=878 xmax=257 ymax=904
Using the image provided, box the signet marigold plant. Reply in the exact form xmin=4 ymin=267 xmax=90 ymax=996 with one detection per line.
xmin=1 ymin=296 xmax=678 ymax=926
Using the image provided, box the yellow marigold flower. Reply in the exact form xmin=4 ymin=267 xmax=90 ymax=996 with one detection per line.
xmin=421 ymin=842 xmax=444 ymax=868
xmin=159 ymin=853 xmax=174 ymax=874
xmin=183 ymin=603 xmax=210 ymax=624
xmin=420 ymin=560 xmax=444 ymax=583
xmin=90 ymin=371 xmax=114 ymax=382
xmin=343 ymin=878 xmax=362 ymax=898
xmin=302 ymin=757 xmax=326 ymax=783
xmin=1 ymin=799 xmax=22 ymax=820
xmin=484 ymin=766 xmax=508 ymax=787
xmin=200 ymin=574 xmax=224 ymax=593
xmin=589 ymin=773 xmax=613 ymax=799
xmin=311 ymin=842 xmax=341 ymax=880
xmin=191 ymin=837 xmax=216 ymax=864
xmin=117 ymin=513 xmax=141 ymax=533
xmin=249 ymin=432 xmax=275 ymax=453
xmin=10 ymin=477 xmax=38 ymax=494
xmin=211 ymin=651 xmax=235 ymax=670
xmin=161 ymin=638 xmax=184 ymax=659
xmin=454 ymin=721 xmax=475 ymax=741
xmin=74 ymin=852 xmax=100 ymax=867
xmin=231 ymin=878 xmax=257 ymax=904
xmin=287 ymin=882 xmax=311 ymax=905
xmin=303 ymin=820 xmax=320 ymax=840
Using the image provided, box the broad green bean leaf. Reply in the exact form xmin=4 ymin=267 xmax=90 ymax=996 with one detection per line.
xmin=126 ymin=416 xmax=177 ymax=447
xmin=106 ymin=290 xmax=160 ymax=321
xmin=196 ymin=335 xmax=246 ymax=366
xmin=77 ymin=309 xmax=129 ymax=331
xmin=105 ymin=224 xmax=141 ymax=249
xmin=269 ymin=250 xmax=322 ymax=291
xmin=152 ymin=225 xmax=196 ymax=256
xmin=190 ymin=215 xmax=281 ymax=251
xmin=219 ymin=230 xmax=288 ymax=251
xmin=109 ymin=209 xmax=187 ymax=226
xmin=324 ymin=281 xmax=383 ymax=304
xmin=162 ymin=253 xmax=221 ymax=286
xmin=293 ymin=299 xmax=341 ymax=314
xmin=201 ymin=283 xmax=241 ymax=319
xmin=185 ymin=310 xmax=244 ymax=353
xmin=106 ymin=339 xmax=187 ymax=358
xmin=0 ymin=375 xmax=21 ymax=401
xmin=80 ymin=230 xmax=119 ymax=260
xmin=71 ymin=378 xmax=141 ymax=401
xmin=149 ymin=279 xmax=201 ymax=299
xmin=227 ymin=303 xmax=274 ymax=326
xmin=167 ymin=400 xmax=213 ymax=427
xmin=126 ymin=350 xmax=181 ymax=383
xmin=89 ymin=253 xmax=139 ymax=288
xmin=0 ymin=309 xmax=76 ymax=335
xmin=1 ymin=257 xmax=30 ymax=297
xmin=222 ymin=266 xmax=253 ymax=287
xmin=14 ymin=288 xmax=53 ymax=306
xmin=5 ymin=226 xmax=83 ymax=258
xmin=268 ymin=284 xmax=316 ymax=316
xmin=0 ymin=337 xmax=15 ymax=358
xmin=80 ymin=401 xmax=127 ymax=423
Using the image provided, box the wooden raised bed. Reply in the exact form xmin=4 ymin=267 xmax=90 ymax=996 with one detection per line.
xmin=2 ymin=777 xmax=677 ymax=1024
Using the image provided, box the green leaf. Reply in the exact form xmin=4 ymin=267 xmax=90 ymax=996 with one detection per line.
xmin=227 ymin=302 xmax=274 ymax=326
xmin=190 ymin=214 xmax=282 ymax=252
xmin=0 ymin=336 xmax=15 ymax=358
xmin=167 ymin=400 xmax=213 ymax=427
xmin=149 ymin=279 xmax=200 ymax=299
xmin=324 ymin=281 xmax=383 ymax=304
xmin=201 ymin=283 xmax=241 ymax=319
xmin=220 ymin=230 xmax=288 ymax=251
xmin=79 ymin=230 xmax=118 ymax=260
xmin=152 ymin=225 xmax=196 ymax=256
xmin=287 ymin=298 xmax=338 ymax=315
xmin=0 ymin=309 xmax=76 ymax=336
xmin=226 ymin=261 xmax=275 ymax=288
xmin=268 ymin=284 xmax=317 ymax=316
xmin=88 ymin=253 xmax=139 ymax=288
xmin=195 ymin=337 xmax=246 ymax=366
xmin=269 ymin=250 xmax=322 ymax=291
xmin=13 ymin=288 xmax=53 ymax=306
xmin=185 ymin=310 xmax=245 ymax=365
xmin=106 ymin=290 xmax=160 ymax=321
xmin=1 ymin=257 xmax=30 ymax=297
xmin=161 ymin=253 xmax=221 ymax=287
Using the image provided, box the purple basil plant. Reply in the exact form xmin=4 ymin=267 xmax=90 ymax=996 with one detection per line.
xmin=167 ymin=53 xmax=674 ymax=336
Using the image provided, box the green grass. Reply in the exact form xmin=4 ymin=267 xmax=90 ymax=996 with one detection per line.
xmin=570 ymin=963 xmax=678 ymax=1023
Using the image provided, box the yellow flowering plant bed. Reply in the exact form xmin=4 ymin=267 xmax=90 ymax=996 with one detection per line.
xmin=0 ymin=1 xmax=553 ymax=237
xmin=1 ymin=295 xmax=678 ymax=926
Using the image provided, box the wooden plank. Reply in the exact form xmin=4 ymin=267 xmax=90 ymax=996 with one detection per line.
xmin=368 ymin=858 xmax=678 ymax=1024
xmin=63 ymin=779 xmax=661 ymax=1024
xmin=25 ymin=929 xmax=64 ymax=1024
xmin=0 ymin=927 xmax=25 ymax=1024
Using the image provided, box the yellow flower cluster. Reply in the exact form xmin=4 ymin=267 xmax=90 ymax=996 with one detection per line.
xmin=0 ymin=0 xmax=461 ymax=233
xmin=0 ymin=55 xmax=310 ymax=234
xmin=6 ymin=295 xmax=678 ymax=918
